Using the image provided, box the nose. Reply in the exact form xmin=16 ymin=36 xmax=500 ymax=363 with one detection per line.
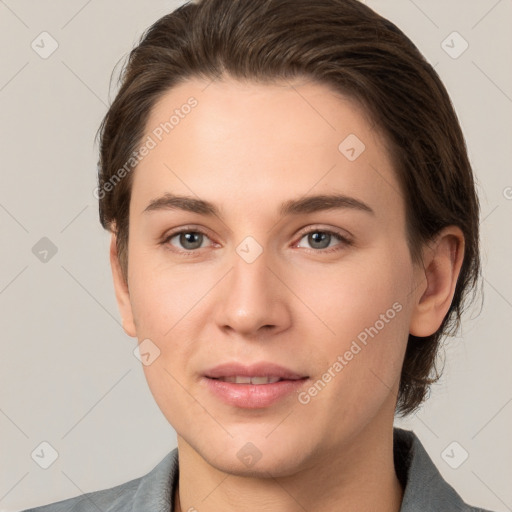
xmin=213 ymin=244 xmax=292 ymax=338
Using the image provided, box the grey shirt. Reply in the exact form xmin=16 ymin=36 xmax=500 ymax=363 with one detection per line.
xmin=21 ymin=427 xmax=495 ymax=511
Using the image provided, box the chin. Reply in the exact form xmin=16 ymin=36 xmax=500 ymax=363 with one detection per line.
xmin=212 ymin=452 xmax=305 ymax=479
xmin=196 ymin=433 xmax=310 ymax=478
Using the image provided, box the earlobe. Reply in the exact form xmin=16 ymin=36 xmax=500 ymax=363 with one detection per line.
xmin=409 ymin=226 xmax=465 ymax=337
xmin=109 ymin=232 xmax=137 ymax=338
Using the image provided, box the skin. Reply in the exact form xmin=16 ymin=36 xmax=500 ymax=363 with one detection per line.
xmin=110 ymin=77 xmax=464 ymax=512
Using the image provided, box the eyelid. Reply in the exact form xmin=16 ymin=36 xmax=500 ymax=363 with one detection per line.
xmin=294 ymin=224 xmax=353 ymax=243
xmin=163 ymin=225 xmax=212 ymax=240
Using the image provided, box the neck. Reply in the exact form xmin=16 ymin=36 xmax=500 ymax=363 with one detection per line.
xmin=174 ymin=420 xmax=403 ymax=512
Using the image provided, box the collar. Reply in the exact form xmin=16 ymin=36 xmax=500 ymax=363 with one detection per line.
xmin=394 ymin=427 xmax=489 ymax=511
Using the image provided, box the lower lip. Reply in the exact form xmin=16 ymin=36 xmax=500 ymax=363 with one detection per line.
xmin=203 ymin=377 xmax=309 ymax=408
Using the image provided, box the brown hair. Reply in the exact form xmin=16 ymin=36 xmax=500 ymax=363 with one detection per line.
xmin=96 ymin=0 xmax=481 ymax=416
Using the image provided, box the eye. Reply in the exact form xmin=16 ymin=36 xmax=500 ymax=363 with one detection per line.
xmin=295 ymin=228 xmax=352 ymax=253
xmin=163 ymin=228 xmax=214 ymax=253
xmin=162 ymin=226 xmax=352 ymax=255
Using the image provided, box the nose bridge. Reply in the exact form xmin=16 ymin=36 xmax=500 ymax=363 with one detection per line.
xmin=216 ymin=236 xmax=289 ymax=334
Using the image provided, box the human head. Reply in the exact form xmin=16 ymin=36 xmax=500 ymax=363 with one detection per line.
xmin=96 ymin=0 xmax=480 ymax=417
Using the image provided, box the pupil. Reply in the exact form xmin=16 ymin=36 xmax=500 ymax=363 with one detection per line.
xmin=181 ymin=232 xmax=202 ymax=250
xmin=310 ymin=232 xmax=329 ymax=249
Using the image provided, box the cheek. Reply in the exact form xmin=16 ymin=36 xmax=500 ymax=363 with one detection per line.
xmin=312 ymin=244 xmax=413 ymax=378
xmin=127 ymin=249 xmax=210 ymax=339
xmin=315 ymin=251 xmax=410 ymax=330
xmin=129 ymin=262 xmax=208 ymax=425
xmin=296 ymin=261 xmax=411 ymax=437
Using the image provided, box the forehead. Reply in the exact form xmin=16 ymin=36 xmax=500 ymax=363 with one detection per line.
xmin=131 ymin=77 xmax=403 ymax=223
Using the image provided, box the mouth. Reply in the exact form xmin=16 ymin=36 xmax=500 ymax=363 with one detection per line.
xmin=208 ymin=375 xmax=304 ymax=384
xmin=202 ymin=362 xmax=309 ymax=408
xmin=204 ymin=361 xmax=308 ymax=381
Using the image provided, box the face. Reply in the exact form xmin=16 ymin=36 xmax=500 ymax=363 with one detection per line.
xmin=115 ymin=77 xmax=424 ymax=476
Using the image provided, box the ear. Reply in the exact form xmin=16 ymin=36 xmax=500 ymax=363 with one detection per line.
xmin=109 ymin=232 xmax=137 ymax=338
xmin=409 ymin=226 xmax=465 ymax=337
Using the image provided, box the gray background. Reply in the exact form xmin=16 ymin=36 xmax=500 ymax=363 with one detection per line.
xmin=1 ymin=0 xmax=511 ymax=510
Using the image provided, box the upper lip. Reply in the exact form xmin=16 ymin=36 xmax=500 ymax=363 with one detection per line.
xmin=204 ymin=362 xmax=308 ymax=380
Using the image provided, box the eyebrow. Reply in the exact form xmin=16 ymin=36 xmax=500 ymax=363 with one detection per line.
xmin=143 ymin=192 xmax=375 ymax=217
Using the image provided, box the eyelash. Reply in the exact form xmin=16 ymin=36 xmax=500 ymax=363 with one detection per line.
xmin=161 ymin=226 xmax=353 ymax=256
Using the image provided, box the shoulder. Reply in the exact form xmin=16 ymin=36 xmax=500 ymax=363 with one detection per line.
xmin=19 ymin=478 xmax=140 ymax=512
xmin=19 ymin=448 xmax=179 ymax=512
xmin=393 ymin=427 xmax=495 ymax=512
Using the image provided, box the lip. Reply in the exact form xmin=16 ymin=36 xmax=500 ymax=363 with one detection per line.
xmin=204 ymin=362 xmax=307 ymax=380
xmin=202 ymin=362 xmax=309 ymax=409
